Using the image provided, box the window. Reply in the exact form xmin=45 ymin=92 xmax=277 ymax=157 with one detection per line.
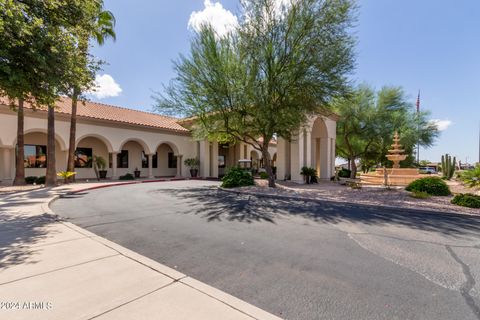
xmin=142 ymin=152 xmax=158 ymax=168
xmin=117 ymin=150 xmax=129 ymax=168
xmin=168 ymin=152 xmax=177 ymax=168
xmin=218 ymin=155 xmax=225 ymax=168
xmin=24 ymin=145 xmax=47 ymax=168
xmin=74 ymin=148 xmax=92 ymax=168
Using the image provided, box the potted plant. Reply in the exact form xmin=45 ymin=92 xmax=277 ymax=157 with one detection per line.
xmin=93 ymin=155 xmax=108 ymax=180
xmin=134 ymin=167 xmax=141 ymax=178
xmin=184 ymin=158 xmax=200 ymax=177
xmin=301 ymin=166 xmax=311 ymax=184
xmin=57 ymin=171 xmax=76 ymax=184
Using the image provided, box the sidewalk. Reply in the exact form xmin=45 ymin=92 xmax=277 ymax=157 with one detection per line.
xmin=0 ymin=182 xmax=280 ymax=320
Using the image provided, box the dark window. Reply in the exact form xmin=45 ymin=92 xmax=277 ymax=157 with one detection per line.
xmin=168 ymin=152 xmax=177 ymax=168
xmin=141 ymin=152 xmax=158 ymax=168
xmin=74 ymin=148 xmax=92 ymax=168
xmin=24 ymin=145 xmax=47 ymax=168
xmin=117 ymin=150 xmax=129 ymax=168
xmin=108 ymin=153 xmax=112 ymax=168
xmin=218 ymin=155 xmax=225 ymax=168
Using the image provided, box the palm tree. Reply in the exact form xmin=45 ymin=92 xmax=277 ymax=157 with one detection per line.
xmin=66 ymin=7 xmax=116 ymax=180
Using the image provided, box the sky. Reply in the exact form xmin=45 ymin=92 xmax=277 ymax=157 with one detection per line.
xmin=89 ymin=0 xmax=480 ymax=164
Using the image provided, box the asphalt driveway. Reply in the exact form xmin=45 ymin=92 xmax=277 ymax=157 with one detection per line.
xmin=51 ymin=180 xmax=480 ymax=320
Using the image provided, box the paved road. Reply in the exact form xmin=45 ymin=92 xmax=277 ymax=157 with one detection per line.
xmin=51 ymin=180 xmax=480 ymax=320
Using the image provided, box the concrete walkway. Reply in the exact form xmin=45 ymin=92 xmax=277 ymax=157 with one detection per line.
xmin=0 ymin=182 xmax=280 ymax=320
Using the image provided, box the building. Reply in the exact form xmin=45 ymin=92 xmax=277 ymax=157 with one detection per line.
xmin=0 ymin=97 xmax=337 ymax=184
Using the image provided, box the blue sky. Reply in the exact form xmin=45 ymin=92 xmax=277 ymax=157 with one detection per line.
xmin=90 ymin=0 xmax=480 ymax=164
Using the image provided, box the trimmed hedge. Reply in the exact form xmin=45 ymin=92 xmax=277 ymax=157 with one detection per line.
xmin=405 ymin=177 xmax=451 ymax=196
xmin=338 ymin=168 xmax=351 ymax=178
xmin=221 ymin=167 xmax=254 ymax=188
xmin=25 ymin=176 xmax=37 ymax=184
xmin=451 ymin=193 xmax=480 ymax=208
xmin=119 ymin=173 xmax=135 ymax=180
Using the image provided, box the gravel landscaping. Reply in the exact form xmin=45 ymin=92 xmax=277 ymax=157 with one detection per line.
xmin=234 ymin=179 xmax=480 ymax=216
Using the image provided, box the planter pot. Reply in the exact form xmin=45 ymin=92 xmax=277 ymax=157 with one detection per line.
xmin=99 ymin=170 xmax=107 ymax=179
xmin=134 ymin=170 xmax=141 ymax=178
xmin=304 ymin=175 xmax=310 ymax=184
xmin=190 ymin=169 xmax=198 ymax=178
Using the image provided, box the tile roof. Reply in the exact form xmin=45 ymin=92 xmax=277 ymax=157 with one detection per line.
xmin=0 ymin=96 xmax=189 ymax=133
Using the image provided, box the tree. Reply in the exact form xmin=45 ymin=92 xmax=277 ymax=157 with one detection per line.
xmin=334 ymin=85 xmax=439 ymax=178
xmin=156 ymin=0 xmax=356 ymax=187
xmin=66 ymin=6 xmax=115 ymax=180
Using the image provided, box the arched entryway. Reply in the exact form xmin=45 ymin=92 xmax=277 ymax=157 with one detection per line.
xmin=116 ymin=139 xmax=151 ymax=178
xmin=154 ymin=142 xmax=180 ymax=177
xmin=310 ymin=117 xmax=330 ymax=179
xmin=75 ymin=135 xmax=112 ymax=179
xmin=22 ymin=130 xmax=67 ymax=177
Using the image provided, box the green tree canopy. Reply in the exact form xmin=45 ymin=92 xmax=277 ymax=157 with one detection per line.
xmin=156 ymin=0 xmax=357 ymax=187
xmin=334 ymin=84 xmax=439 ymax=177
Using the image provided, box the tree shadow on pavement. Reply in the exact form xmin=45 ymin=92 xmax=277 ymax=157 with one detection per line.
xmin=157 ymin=187 xmax=480 ymax=238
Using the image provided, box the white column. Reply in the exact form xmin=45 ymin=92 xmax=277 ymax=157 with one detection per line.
xmin=276 ymin=138 xmax=286 ymax=180
xmin=211 ymin=141 xmax=219 ymax=178
xmin=111 ymin=152 xmax=118 ymax=180
xmin=147 ymin=154 xmax=154 ymax=178
xmin=319 ymin=138 xmax=331 ymax=179
xmin=330 ymin=138 xmax=336 ymax=178
xmin=199 ymin=140 xmax=210 ymax=178
xmin=290 ymin=131 xmax=304 ymax=183
xmin=2 ymin=148 xmax=13 ymax=181
xmin=298 ymin=130 xmax=305 ymax=168
xmin=305 ymin=129 xmax=312 ymax=168
xmin=176 ymin=154 xmax=183 ymax=177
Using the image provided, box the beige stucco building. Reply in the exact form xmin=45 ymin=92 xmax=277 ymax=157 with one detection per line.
xmin=0 ymin=97 xmax=336 ymax=184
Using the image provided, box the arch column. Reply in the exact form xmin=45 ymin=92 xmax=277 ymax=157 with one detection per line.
xmin=176 ymin=154 xmax=183 ymax=177
xmin=199 ymin=140 xmax=210 ymax=178
xmin=2 ymin=147 xmax=14 ymax=181
xmin=111 ymin=152 xmax=118 ymax=180
xmin=147 ymin=154 xmax=154 ymax=179
xmin=305 ymin=129 xmax=312 ymax=168
xmin=211 ymin=141 xmax=219 ymax=178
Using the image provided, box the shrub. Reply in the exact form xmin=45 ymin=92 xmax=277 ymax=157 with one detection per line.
xmin=221 ymin=167 xmax=254 ymax=188
xmin=405 ymin=177 xmax=451 ymax=196
xmin=459 ymin=166 xmax=480 ymax=188
xmin=451 ymin=193 xmax=480 ymax=208
xmin=119 ymin=173 xmax=135 ymax=180
xmin=338 ymin=168 xmax=351 ymax=178
xmin=259 ymin=172 xmax=269 ymax=179
xmin=36 ymin=176 xmax=46 ymax=184
xmin=25 ymin=176 xmax=37 ymax=184
xmin=409 ymin=191 xmax=430 ymax=199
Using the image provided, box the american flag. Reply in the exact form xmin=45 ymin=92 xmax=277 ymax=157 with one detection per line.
xmin=416 ymin=91 xmax=420 ymax=113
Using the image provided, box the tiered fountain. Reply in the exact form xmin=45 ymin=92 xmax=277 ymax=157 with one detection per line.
xmin=360 ymin=131 xmax=422 ymax=186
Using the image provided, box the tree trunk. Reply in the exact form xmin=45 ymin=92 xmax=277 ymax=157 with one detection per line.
xmin=261 ymin=145 xmax=275 ymax=188
xmin=66 ymin=91 xmax=79 ymax=182
xmin=13 ymin=98 xmax=25 ymax=185
xmin=350 ymin=159 xmax=357 ymax=179
xmin=45 ymin=105 xmax=57 ymax=186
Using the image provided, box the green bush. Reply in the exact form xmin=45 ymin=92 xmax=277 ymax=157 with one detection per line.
xmin=259 ymin=172 xmax=269 ymax=179
xmin=221 ymin=167 xmax=254 ymax=188
xmin=405 ymin=177 xmax=451 ymax=196
xmin=459 ymin=166 xmax=480 ymax=188
xmin=36 ymin=176 xmax=46 ymax=184
xmin=409 ymin=191 xmax=430 ymax=199
xmin=338 ymin=168 xmax=351 ymax=178
xmin=119 ymin=173 xmax=135 ymax=180
xmin=451 ymin=193 xmax=480 ymax=208
xmin=25 ymin=176 xmax=37 ymax=184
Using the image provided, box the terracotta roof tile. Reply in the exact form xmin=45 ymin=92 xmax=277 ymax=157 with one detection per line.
xmin=0 ymin=96 xmax=189 ymax=133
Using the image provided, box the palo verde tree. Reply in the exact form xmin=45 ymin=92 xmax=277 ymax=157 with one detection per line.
xmin=334 ymin=84 xmax=439 ymax=178
xmin=156 ymin=0 xmax=356 ymax=187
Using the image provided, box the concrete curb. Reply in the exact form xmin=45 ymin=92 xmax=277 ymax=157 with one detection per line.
xmin=219 ymin=187 xmax=479 ymax=218
xmin=43 ymin=182 xmax=281 ymax=320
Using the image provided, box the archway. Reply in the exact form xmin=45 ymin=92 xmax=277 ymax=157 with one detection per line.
xmin=117 ymin=139 xmax=150 ymax=178
xmin=155 ymin=142 xmax=179 ymax=177
xmin=22 ymin=131 xmax=67 ymax=176
xmin=310 ymin=117 xmax=330 ymax=179
xmin=75 ymin=136 xmax=111 ymax=179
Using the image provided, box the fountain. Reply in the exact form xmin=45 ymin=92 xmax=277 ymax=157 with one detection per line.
xmin=360 ymin=131 xmax=422 ymax=186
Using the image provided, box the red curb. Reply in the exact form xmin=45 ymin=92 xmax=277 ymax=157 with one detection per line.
xmin=69 ymin=178 xmax=189 ymax=193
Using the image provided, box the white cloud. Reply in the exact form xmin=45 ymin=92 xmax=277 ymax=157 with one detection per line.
xmin=430 ymin=119 xmax=452 ymax=131
xmin=89 ymin=74 xmax=122 ymax=99
xmin=188 ymin=0 xmax=238 ymax=37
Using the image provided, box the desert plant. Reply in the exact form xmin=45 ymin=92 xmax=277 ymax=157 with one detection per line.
xmin=36 ymin=176 xmax=46 ymax=185
xmin=409 ymin=191 xmax=430 ymax=199
xmin=451 ymin=193 xmax=480 ymax=208
xmin=93 ymin=155 xmax=107 ymax=180
xmin=221 ymin=167 xmax=254 ymax=188
xmin=300 ymin=167 xmax=317 ymax=184
xmin=441 ymin=153 xmax=456 ymax=180
xmin=184 ymin=157 xmax=200 ymax=169
xmin=459 ymin=165 xmax=480 ymax=188
xmin=259 ymin=172 xmax=269 ymax=179
xmin=119 ymin=173 xmax=135 ymax=180
xmin=57 ymin=171 xmax=77 ymax=184
xmin=406 ymin=177 xmax=451 ymax=196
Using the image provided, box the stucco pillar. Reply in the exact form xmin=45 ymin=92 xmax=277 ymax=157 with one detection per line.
xmin=2 ymin=148 xmax=13 ymax=181
xmin=211 ymin=141 xmax=219 ymax=178
xmin=330 ymin=138 xmax=336 ymax=178
xmin=290 ymin=132 xmax=304 ymax=183
xmin=276 ymin=138 xmax=286 ymax=180
xmin=305 ymin=129 xmax=312 ymax=168
xmin=319 ymin=138 xmax=331 ymax=179
xmin=176 ymin=154 xmax=183 ymax=177
xmin=147 ymin=154 xmax=154 ymax=178
xmin=111 ymin=152 xmax=118 ymax=180
xmin=199 ymin=140 xmax=210 ymax=178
